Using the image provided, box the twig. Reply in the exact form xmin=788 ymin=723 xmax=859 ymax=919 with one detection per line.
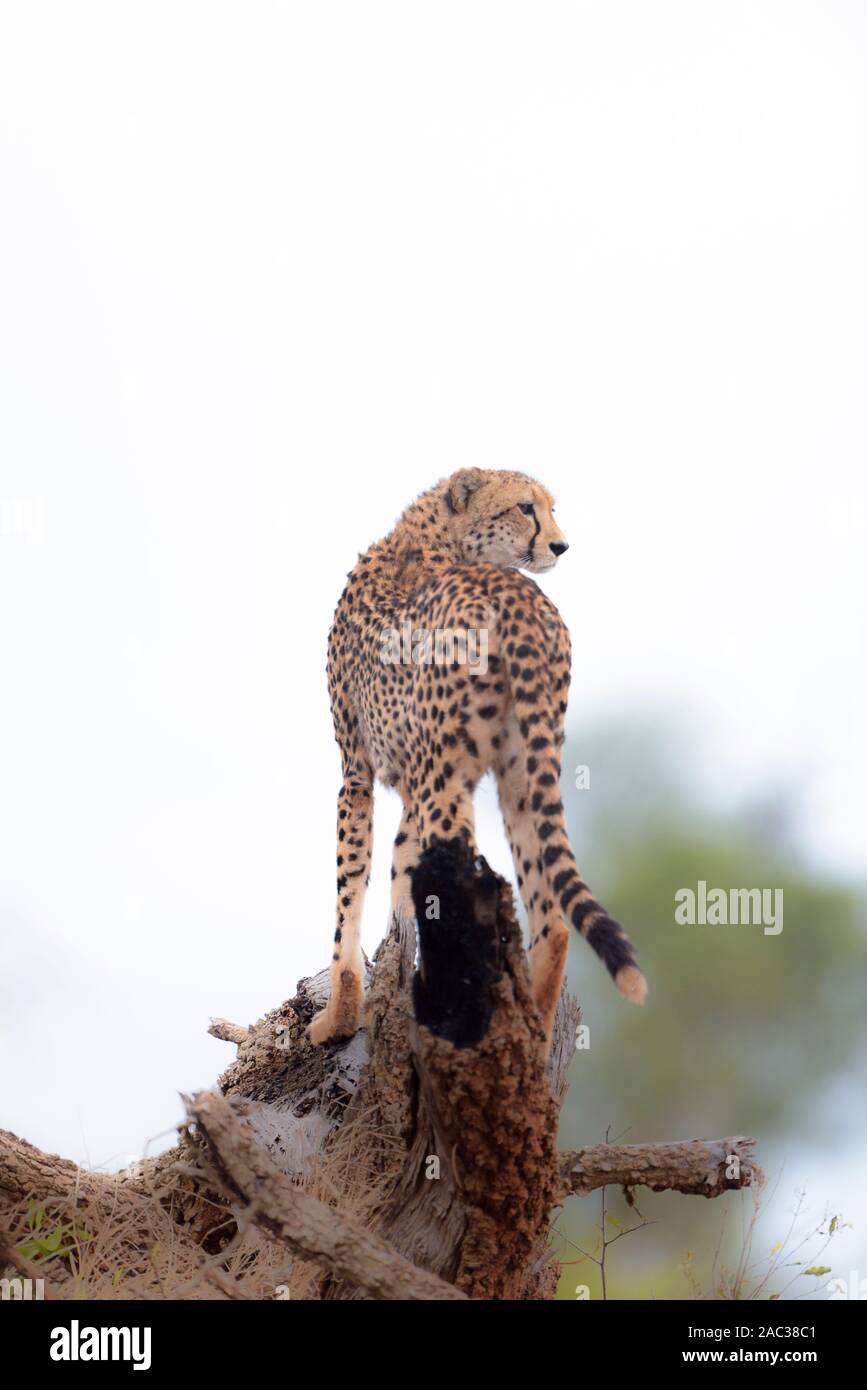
xmin=208 ymin=1019 xmax=249 ymax=1045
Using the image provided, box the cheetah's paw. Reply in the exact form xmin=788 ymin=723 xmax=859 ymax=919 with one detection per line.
xmin=307 ymin=1007 xmax=353 ymax=1045
xmin=306 ymin=969 xmax=364 ymax=1045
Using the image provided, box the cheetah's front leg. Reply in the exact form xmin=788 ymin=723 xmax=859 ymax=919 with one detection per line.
xmin=308 ymin=765 xmax=373 ymax=1044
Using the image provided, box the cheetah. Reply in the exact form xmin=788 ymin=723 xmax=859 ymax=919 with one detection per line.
xmin=309 ymin=467 xmax=646 ymax=1052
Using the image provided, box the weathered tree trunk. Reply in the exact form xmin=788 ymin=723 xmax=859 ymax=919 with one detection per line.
xmin=0 ymin=859 xmax=761 ymax=1300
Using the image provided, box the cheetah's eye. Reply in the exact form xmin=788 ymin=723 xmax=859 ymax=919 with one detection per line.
xmin=518 ymin=503 xmax=535 ymax=516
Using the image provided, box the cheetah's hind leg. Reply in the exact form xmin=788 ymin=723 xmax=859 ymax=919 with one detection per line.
xmin=307 ymin=765 xmax=372 ymax=1045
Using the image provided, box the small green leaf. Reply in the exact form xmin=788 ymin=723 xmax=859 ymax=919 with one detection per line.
xmin=804 ymin=1266 xmax=832 ymax=1277
xmin=26 ymin=1203 xmax=45 ymax=1232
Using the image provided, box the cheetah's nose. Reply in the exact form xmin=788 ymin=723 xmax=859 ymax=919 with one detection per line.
xmin=550 ymin=541 xmax=569 ymax=557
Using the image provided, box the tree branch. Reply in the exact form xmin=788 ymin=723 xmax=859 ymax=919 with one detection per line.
xmin=558 ymin=1137 xmax=762 ymax=1200
xmin=185 ymin=1090 xmax=467 ymax=1301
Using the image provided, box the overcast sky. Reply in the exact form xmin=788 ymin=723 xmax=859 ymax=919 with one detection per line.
xmin=1 ymin=2 xmax=865 ymax=1196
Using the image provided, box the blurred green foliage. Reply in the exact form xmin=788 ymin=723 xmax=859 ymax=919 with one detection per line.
xmin=550 ymin=717 xmax=867 ymax=1299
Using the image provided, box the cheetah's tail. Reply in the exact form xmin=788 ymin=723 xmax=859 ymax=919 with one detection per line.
xmin=558 ymin=876 xmax=647 ymax=1004
xmin=510 ymin=635 xmax=646 ymax=1004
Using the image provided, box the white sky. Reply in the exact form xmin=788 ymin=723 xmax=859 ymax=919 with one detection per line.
xmin=1 ymin=2 xmax=865 ymax=1179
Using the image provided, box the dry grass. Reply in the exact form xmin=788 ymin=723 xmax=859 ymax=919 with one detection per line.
xmin=1 ymin=1101 xmax=406 ymax=1301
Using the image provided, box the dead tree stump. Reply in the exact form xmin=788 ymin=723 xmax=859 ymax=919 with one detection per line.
xmin=0 ymin=858 xmax=761 ymax=1301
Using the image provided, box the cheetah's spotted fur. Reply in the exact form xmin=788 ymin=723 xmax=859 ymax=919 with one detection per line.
xmin=309 ymin=467 xmax=646 ymax=1051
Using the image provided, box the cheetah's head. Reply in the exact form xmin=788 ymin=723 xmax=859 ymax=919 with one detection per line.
xmin=443 ymin=468 xmax=569 ymax=574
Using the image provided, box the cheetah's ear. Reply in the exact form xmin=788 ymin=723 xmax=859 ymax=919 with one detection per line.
xmin=444 ymin=468 xmax=486 ymax=514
